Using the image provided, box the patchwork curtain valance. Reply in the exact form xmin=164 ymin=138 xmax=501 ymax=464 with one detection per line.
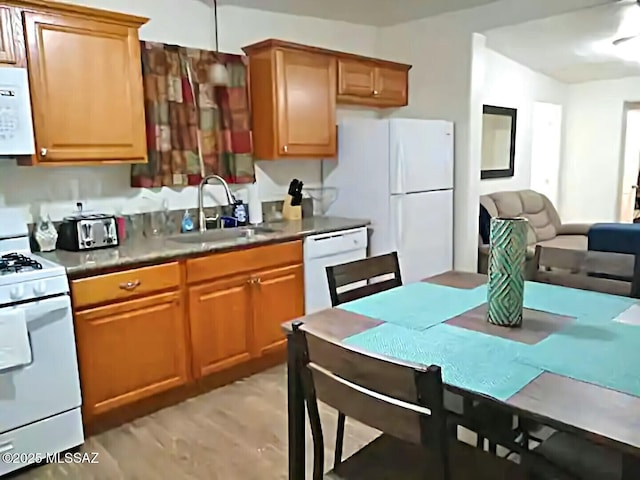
xmin=132 ymin=42 xmax=254 ymax=187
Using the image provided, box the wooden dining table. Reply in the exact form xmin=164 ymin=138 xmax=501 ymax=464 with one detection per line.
xmin=284 ymin=271 xmax=640 ymax=479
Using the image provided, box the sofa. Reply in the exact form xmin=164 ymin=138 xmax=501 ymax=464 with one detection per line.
xmin=478 ymin=190 xmax=592 ymax=276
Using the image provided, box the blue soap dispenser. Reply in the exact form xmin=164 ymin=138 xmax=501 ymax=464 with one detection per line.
xmin=181 ymin=209 xmax=194 ymax=233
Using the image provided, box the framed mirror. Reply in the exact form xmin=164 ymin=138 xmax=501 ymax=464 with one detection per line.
xmin=481 ymin=105 xmax=517 ymax=179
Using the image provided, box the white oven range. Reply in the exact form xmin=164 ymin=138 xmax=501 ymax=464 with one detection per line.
xmin=0 ymin=208 xmax=83 ymax=477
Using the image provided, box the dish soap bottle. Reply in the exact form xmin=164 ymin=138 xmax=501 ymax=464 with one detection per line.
xmin=232 ymin=200 xmax=248 ymax=226
xmin=181 ymin=210 xmax=194 ymax=233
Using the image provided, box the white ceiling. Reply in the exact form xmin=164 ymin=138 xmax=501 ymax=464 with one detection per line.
xmin=485 ymin=0 xmax=640 ymax=83
xmin=215 ymin=0 xmax=498 ymax=26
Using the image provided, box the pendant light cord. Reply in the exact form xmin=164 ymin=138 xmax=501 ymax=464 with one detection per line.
xmin=214 ymin=0 xmax=219 ymax=53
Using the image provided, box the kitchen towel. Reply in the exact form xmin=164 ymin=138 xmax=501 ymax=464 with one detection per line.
xmin=0 ymin=309 xmax=32 ymax=371
xmin=247 ymin=182 xmax=263 ymax=225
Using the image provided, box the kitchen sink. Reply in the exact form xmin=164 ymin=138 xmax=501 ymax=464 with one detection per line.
xmin=167 ymin=226 xmax=277 ymax=244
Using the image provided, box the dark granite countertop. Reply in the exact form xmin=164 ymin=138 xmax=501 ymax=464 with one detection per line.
xmin=41 ymin=216 xmax=369 ymax=277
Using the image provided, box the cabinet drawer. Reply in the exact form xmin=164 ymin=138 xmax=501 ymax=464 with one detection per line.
xmin=187 ymin=241 xmax=303 ymax=284
xmin=72 ymin=262 xmax=180 ymax=309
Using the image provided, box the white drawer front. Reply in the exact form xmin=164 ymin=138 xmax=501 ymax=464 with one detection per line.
xmin=0 ymin=408 xmax=83 ymax=476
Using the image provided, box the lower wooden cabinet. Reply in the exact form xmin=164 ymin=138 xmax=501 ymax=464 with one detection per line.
xmin=71 ymin=240 xmax=305 ymax=426
xmin=74 ymin=291 xmax=189 ymax=419
xmin=189 ymin=275 xmax=253 ymax=377
xmin=251 ymin=264 xmax=304 ymax=356
xmin=188 ymin=259 xmax=304 ymax=376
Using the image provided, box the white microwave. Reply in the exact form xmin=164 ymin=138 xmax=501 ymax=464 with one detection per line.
xmin=0 ymin=67 xmax=35 ymax=156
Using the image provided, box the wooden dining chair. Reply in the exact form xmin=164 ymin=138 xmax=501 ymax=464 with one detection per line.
xmin=325 ymin=252 xmax=403 ymax=307
xmin=522 ymin=245 xmax=635 ymax=479
xmin=325 ymin=252 xmax=514 ymax=461
xmin=324 ymin=252 xmax=403 ymax=468
xmin=289 ymin=322 xmax=527 ymax=480
xmin=533 ymin=245 xmax=640 ymax=298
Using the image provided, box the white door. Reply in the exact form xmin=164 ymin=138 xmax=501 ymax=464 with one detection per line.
xmin=389 ymin=119 xmax=454 ymax=194
xmin=619 ymin=108 xmax=640 ymax=223
xmin=391 ymin=189 xmax=453 ymax=283
xmin=531 ymin=102 xmax=562 ymax=205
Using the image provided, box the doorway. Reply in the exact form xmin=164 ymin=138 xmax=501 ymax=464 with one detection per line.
xmin=618 ymin=103 xmax=640 ymax=223
xmin=530 ymin=102 xmax=563 ymax=206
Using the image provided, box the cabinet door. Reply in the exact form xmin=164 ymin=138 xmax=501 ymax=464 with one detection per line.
xmin=0 ymin=8 xmax=16 ymax=64
xmin=188 ymin=275 xmax=253 ymax=377
xmin=23 ymin=12 xmax=146 ymax=163
xmin=374 ymin=67 xmax=408 ymax=106
xmin=276 ymin=50 xmax=336 ymax=157
xmin=338 ymin=59 xmax=374 ymax=98
xmin=252 ymin=264 xmax=304 ymax=356
xmin=74 ymin=292 xmax=189 ymax=418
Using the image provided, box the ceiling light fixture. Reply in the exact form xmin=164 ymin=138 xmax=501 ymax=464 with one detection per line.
xmin=612 ymin=0 xmax=640 ymax=47
xmin=209 ymin=0 xmax=229 ymax=86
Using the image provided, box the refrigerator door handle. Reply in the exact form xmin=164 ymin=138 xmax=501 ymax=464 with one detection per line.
xmin=395 ymin=142 xmax=406 ymax=194
xmin=395 ymin=198 xmax=403 ymax=251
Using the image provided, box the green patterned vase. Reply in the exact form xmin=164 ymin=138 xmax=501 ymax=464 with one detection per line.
xmin=487 ymin=217 xmax=528 ymax=327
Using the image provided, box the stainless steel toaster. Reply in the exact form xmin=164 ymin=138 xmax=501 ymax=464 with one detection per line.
xmin=57 ymin=214 xmax=119 ymax=251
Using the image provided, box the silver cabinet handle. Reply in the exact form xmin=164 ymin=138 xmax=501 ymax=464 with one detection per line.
xmin=40 ymin=148 xmax=47 ymax=157
xmin=373 ymin=90 xmax=379 ymax=96
xmin=119 ymin=280 xmax=141 ymax=291
xmin=283 ymin=145 xmax=288 ymax=153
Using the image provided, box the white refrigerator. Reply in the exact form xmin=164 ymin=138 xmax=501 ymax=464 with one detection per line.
xmin=324 ymin=118 xmax=454 ymax=284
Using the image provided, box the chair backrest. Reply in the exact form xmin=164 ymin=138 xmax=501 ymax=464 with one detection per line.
xmin=534 ymin=245 xmax=640 ymax=297
xmin=291 ymin=321 xmax=449 ymax=480
xmin=326 ymin=252 xmax=402 ymax=306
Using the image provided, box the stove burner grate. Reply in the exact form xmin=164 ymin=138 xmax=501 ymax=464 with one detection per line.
xmin=0 ymin=253 xmax=43 ymax=274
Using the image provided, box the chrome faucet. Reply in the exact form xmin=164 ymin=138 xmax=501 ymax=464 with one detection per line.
xmin=198 ymin=175 xmax=236 ymax=233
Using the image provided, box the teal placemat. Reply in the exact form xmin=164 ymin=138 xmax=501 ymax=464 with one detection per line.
xmin=523 ymin=281 xmax=636 ymax=321
xmin=345 ymin=322 xmax=542 ymax=401
xmin=338 ymin=282 xmax=487 ymax=331
xmin=517 ymin=321 xmax=640 ymax=396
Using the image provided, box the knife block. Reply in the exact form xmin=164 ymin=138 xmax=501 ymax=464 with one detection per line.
xmin=282 ymin=198 xmax=302 ymax=221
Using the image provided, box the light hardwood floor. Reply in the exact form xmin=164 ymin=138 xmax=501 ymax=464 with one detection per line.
xmin=13 ymin=366 xmax=379 ymax=480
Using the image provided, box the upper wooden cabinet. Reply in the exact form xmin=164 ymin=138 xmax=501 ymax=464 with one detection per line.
xmin=0 ymin=1 xmax=148 ymax=165
xmin=0 ymin=7 xmax=16 ymax=64
xmin=338 ymin=58 xmax=375 ymax=98
xmin=244 ymin=39 xmax=411 ymax=160
xmin=338 ymin=58 xmax=409 ymax=107
xmin=23 ymin=8 xmax=147 ymax=164
xmin=244 ymin=41 xmax=337 ymax=160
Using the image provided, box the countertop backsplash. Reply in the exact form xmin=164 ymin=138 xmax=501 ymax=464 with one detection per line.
xmin=0 ymin=159 xmax=323 ymax=223
xmin=27 ymin=198 xmax=314 ymax=247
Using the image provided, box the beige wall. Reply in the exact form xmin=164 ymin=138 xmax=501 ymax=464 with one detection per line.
xmin=0 ymin=1 xmax=378 ymax=221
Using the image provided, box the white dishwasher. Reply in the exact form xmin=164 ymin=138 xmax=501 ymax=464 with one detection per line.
xmin=303 ymin=227 xmax=368 ymax=314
